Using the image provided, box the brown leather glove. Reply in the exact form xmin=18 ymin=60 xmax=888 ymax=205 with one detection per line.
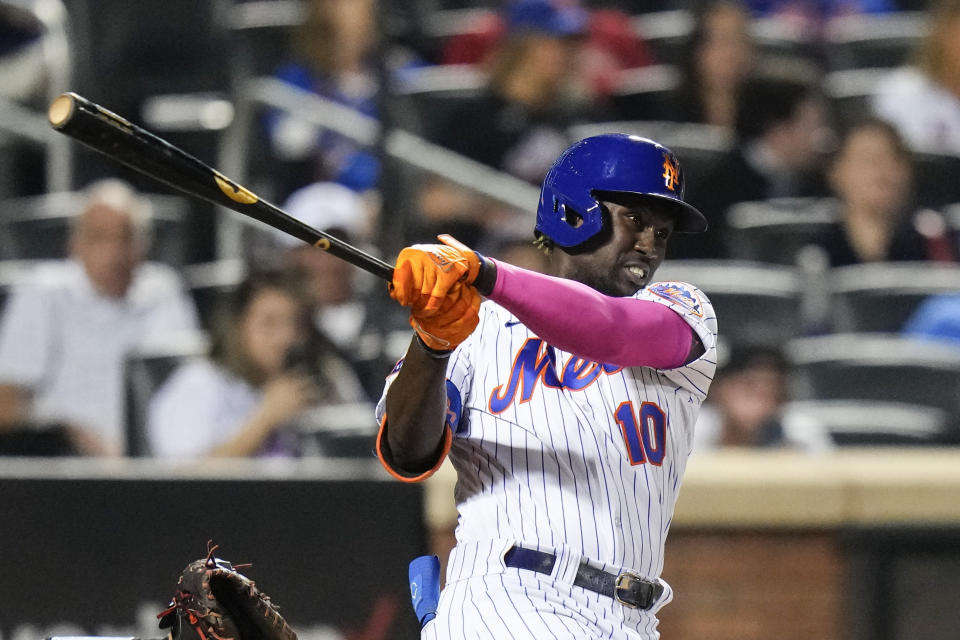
xmin=158 ymin=542 xmax=297 ymax=640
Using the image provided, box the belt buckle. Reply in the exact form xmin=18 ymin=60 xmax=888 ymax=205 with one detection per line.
xmin=614 ymin=571 xmax=648 ymax=609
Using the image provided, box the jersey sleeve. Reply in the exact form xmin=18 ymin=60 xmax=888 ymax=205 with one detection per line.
xmin=637 ymin=281 xmax=718 ymax=399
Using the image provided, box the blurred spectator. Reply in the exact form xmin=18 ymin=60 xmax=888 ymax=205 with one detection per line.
xmin=683 ymin=70 xmax=832 ymax=258
xmin=148 ymin=269 xmax=367 ymax=458
xmin=871 ymin=0 xmax=960 ymax=154
xmin=742 ymin=0 xmax=895 ymax=33
xmin=417 ymin=0 xmax=597 ymax=249
xmin=811 ymin=117 xmax=955 ymax=265
xmin=693 ymin=344 xmax=833 ymax=454
xmin=0 ymin=179 xmax=199 ymax=456
xmin=432 ymin=0 xmax=593 ymax=185
xmin=576 ymin=6 xmax=656 ymax=100
xmin=274 ymin=182 xmax=387 ymax=398
xmin=667 ymin=0 xmax=756 ymax=130
xmin=903 ymin=293 xmax=960 ymax=345
xmin=267 ymin=0 xmax=409 ymax=195
xmin=441 ymin=0 xmax=653 ymax=103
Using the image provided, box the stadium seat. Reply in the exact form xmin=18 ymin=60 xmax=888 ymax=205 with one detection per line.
xmin=293 ymin=402 xmax=379 ymax=458
xmin=945 ymin=203 xmax=960 ymax=246
xmin=226 ymin=0 xmax=307 ymax=80
xmin=182 ymin=259 xmax=248 ymax=333
xmin=607 ymin=65 xmax=682 ymax=120
xmin=785 ymin=333 xmax=960 ymax=416
xmin=391 ymin=64 xmax=487 ymax=139
xmin=724 ymin=197 xmax=838 ymax=265
xmin=751 ymin=15 xmax=820 ymax=66
xmin=913 ymin=151 xmax=960 ymax=209
xmin=67 ymin=0 xmax=229 ymax=114
xmin=418 ymin=7 xmax=499 ymax=63
xmin=629 ymin=12 xmax=818 ymax=80
xmin=828 ymin=262 xmax=960 ymax=333
xmin=823 ymin=68 xmax=890 ymax=128
xmin=653 ymin=260 xmax=807 ymax=346
xmin=630 ymin=10 xmax=692 ymax=67
xmin=0 ymin=191 xmax=193 ymax=266
xmin=823 ymin=12 xmax=927 ymax=71
xmin=123 ymin=329 xmax=211 ymax=456
xmin=66 ymin=0 xmax=231 ymax=192
xmin=783 ymin=399 xmax=953 ymax=446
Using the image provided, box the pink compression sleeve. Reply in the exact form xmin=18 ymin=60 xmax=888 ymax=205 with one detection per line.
xmin=488 ymin=259 xmax=694 ymax=369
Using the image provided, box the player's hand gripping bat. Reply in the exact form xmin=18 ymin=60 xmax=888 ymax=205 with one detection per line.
xmin=47 ymin=92 xmax=394 ymax=281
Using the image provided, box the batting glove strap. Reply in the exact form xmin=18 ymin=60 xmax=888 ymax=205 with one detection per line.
xmin=415 ymin=333 xmax=453 ymax=358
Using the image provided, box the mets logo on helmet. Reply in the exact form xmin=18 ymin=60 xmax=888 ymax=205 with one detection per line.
xmin=661 ymin=154 xmax=679 ymax=192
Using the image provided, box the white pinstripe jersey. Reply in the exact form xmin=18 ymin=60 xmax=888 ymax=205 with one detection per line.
xmin=379 ymin=280 xmax=717 ymax=634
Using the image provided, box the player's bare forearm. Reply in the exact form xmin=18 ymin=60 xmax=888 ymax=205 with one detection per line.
xmin=384 ymin=337 xmax=451 ymax=472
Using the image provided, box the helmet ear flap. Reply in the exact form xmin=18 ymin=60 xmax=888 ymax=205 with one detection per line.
xmin=561 ymin=203 xmax=583 ymax=229
xmin=537 ymin=185 xmax=604 ymax=248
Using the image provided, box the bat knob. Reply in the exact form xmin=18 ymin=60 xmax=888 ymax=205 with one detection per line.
xmin=48 ymin=93 xmax=78 ymax=128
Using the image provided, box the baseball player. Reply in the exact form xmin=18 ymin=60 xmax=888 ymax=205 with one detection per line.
xmin=377 ymin=134 xmax=717 ymax=639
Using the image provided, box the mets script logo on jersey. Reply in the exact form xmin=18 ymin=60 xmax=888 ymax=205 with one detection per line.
xmin=649 ymin=282 xmax=703 ymax=317
xmin=489 ymin=338 xmax=623 ymax=413
xmin=661 ymin=153 xmax=679 ymax=192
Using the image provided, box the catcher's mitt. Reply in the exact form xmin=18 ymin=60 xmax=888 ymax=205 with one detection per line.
xmin=158 ymin=543 xmax=298 ymax=640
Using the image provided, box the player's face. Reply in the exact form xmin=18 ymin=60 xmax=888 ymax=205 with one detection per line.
xmin=240 ymin=288 xmax=304 ymax=377
xmin=555 ymin=196 xmax=675 ymax=297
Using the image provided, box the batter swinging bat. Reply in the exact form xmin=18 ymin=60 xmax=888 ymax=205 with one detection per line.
xmin=47 ymin=92 xmax=394 ymax=281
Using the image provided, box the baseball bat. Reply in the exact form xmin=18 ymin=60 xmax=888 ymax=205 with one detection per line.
xmin=47 ymin=92 xmax=394 ymax=281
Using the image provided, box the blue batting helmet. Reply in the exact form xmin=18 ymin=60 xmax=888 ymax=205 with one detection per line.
xmin=535 ymin=134 xmax=708 ymax=248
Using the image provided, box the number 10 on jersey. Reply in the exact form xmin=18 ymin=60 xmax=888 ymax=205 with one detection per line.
xmin=615 ymin=401 xmax=666 ymax=466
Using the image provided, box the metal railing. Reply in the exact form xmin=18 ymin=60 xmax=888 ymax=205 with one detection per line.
xmin=217 ymin=76 xmax=541 ymax=260
xmin=0 ymin=0 xmax=73 ymax=192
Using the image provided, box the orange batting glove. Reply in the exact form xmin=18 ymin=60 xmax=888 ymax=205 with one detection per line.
xmin=390 ymin=235 xmax=483 ymax=313
xmin=410 ymin=282 xmax=481 ymax=352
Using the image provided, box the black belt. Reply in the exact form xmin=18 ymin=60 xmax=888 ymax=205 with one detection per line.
xmin=503 ymin=546 xmax=664 ymax=610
